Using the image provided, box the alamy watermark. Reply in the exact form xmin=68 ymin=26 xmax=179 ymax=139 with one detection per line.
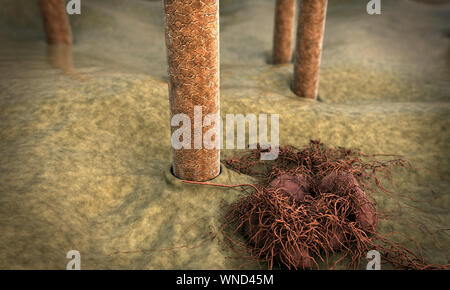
xmin=65 ymin=0 xmax=380 ymax=16
xmin=366 ymin=250 xmax=381 ymax=270
xmin=367 ymin=0 xmax=381 ymax=15
xmin=66 ymin=250 xmax=81 ymax=270
xmin=171 ymin=106 xmax=279 ymax=160
xmin=66 ymin=0 xmax=81 ymax=15
xmin=64 ymin=249 xmax=379 ymax=270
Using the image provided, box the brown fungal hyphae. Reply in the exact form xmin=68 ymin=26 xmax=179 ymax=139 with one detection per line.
xmin=163 ymin=0 xmax=220 ymax=181
xmin=39 ymin=0 xmax=72 ymax=45
xmin=319 ymin=171 xmax=377 ymax=233
xmin=268 ymin=173 xmax=310 ymax=202
xmin=221 ymin=141 xmax=448 ymax=270
xmin=280 ymin=244 xmax=312 ymax=270
xmin=327 ymin=229 xmax=345 ymax=251
xmin=292 ymin=0 xmax=327 ymax=99
xmin=272 ymin=0 xmax=296 ymax=64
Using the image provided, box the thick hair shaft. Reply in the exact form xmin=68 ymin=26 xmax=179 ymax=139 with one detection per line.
xmin=272 ymin=0 xmax=296 ymax=64
xmin=163 ymin=0 xmax=220 ymax=181
xmin=292 ymin=0 xmax=327 ymax=99
xmin=39 ymin=0 xmax=72 ymax=45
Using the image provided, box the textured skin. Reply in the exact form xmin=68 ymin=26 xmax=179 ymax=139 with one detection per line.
xmin=39 ymin=0 xmax=72 ymax=45
xmin=164 ymin=0 xmax=220 ymax=181
xmin=272 ymin=0 xmax=296 ymax=64
xmin=292 ymin=0 xmax=327 ymax=99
